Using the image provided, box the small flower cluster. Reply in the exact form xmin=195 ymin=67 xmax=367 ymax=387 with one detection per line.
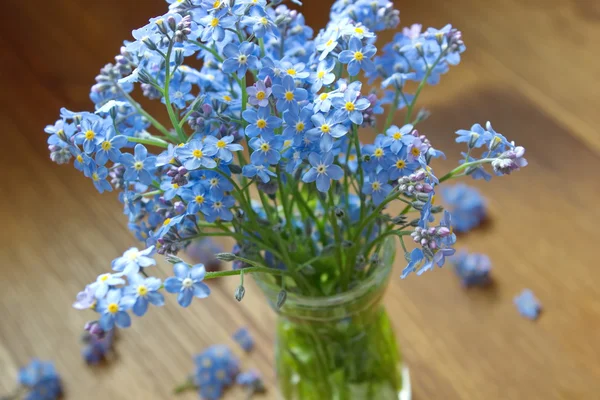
xmin=47 ymin=0 xmax=526 ymax=332
xmin=514 ymin=289 xmax=542 ymax=320
xmin=441 ymin=183 xmax=487 ymax=233
xmin=81 ymin=321 xmax=115 ymax=365
xmin=12 ymin=359 xmax=62 ymax=400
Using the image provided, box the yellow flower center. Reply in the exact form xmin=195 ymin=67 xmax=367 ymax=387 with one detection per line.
xmin=101 ymin=141 xmax=111 ymax=151
xmin=411 ymin=147 xmax=421 ymax=157
xmin=216 ymin=140 xmax=227 ymax=149
xmin=431 ymin=195 xmax=437 ymax=206
xmin=354 ymin=51 xmax=364 ymax=61
xmin=316 ymin=165 xmax=326 ymax=174
xmin=295 ymin=122 xmax=305 ymax=132
xmin=344 ymin=102 xmax=355 ymax=112
xmin=374 ymin=148 xmax=384 ymax=158
xmin=213 ymin=201 xmax=223 ymax=209
xmin=238 ymin=55 xmax=247 ymax=64
xmin=210 ymin=178 xmax=218 ymax=186
xmin=326 ymin=39 xmax=334 ymax=46
xmin=107 ymin=303 xmax=119 ymax=314
xmin=396 ymin=160 xmax=406 ymax=169
xmin=320 ymin=124 xmax=330 ymax=133
xmin=256 ymin=91 xmax=266 ymax=100
xmin=172 ymin=183 xmax=179 ymax=189
xmin=100 ymin=274 xmax=110 ymax=282
xmin=76 ymin=155 xmax=83 ymax=163
xmin=163 ymin=218 xmax=171 ymax=226
xmin=319 ymin=93 xmax=329 ymax=101
xmin=260 ymin=17 xmax=269 ymax=25
xmin=84 ymin=130 xmax=95 ymax=140
xmin=355 ymin=27 xmax=364 ymax=34
xmin=202 ymin=358 xmax=212 ymax=368
xmin=260 ymin=143 xmax=270 ymax=152
xmin=283 ymin=139 xmax=292 ymax=148
xmin=92 ymin=173 xmax=99 ymax=181
xmin=137 ymin=285 xmax=148 ymax=296
xmin=223 ymin=95 xmax=232 ymax=102
xmin=393 ymin=132 xmax=402 ymax=140
xmin=192 ymin=149 xmax=204 ymax=158
xmin=284 ymin=91 xmax=295 ymax=101
xmin=317 ymin=71 xmax=325 ymax=79
xmin=371 ymin=181 xmax=381 ymax=191
xmin=287 ymin=69 xmax=297 ymax=76
xmin=195 ymin=195 xmax=205 ymax=204
xmin=256 ymin=119 xmax=267 ymax=129
xmin=210 ymin=18 xmax=219 ymax=27
xmin=348 ymin=154 xmax=356 ymax=161
xmin=213 ymin=0 xmax=221 ymax=7
xmin=134 ymin=161 xmax=144 ymax=171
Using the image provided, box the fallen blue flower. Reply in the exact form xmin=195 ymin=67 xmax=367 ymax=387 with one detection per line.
xmin=514 ymin=289 xmax=542 ymax=320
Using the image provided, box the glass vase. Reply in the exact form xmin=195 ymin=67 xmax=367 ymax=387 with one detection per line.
xmin=255 ymin=238 xmax=411 ymax=400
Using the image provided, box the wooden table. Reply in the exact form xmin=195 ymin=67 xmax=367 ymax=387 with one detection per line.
xmin=1 ymin=1 xmax=599 ymax=399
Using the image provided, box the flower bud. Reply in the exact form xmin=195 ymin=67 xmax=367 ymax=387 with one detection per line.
xmin=234 ymin=286 xmax=246 ymax=302
xmin=276 ymin=290 xmax=287 ymax=309
xmin=215 ymin=252 xmax=237 ymax=262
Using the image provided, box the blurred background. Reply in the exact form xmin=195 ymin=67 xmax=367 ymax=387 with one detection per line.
xmin=1 ymin=0 xmax=600 ymax=399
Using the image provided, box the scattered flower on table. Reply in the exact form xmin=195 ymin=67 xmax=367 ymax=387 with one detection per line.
xmin=452 ymin=251 xmax=492 ymax=287
xmin=514 ymin=289 xmax=542 ymax=320
xmin=232 ymin=327 xmax=254 ymax=353
xmin=441 ymin=184 xmax=487 ymax=233
xmin=194 ymin=345 xmax=240 ymax=400
xmin=81 ymin=322 xmax=116 ymax=365
xmin=237 ymin=369 xmax=266 ymax=394
xmin=17 ymin=359 xmax=62 ymax=400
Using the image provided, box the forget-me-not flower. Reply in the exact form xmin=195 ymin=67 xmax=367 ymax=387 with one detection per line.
xmin=164 ymin=263 xmax=211 ymax=307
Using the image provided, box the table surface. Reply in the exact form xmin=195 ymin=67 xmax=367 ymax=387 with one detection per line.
xmin=1 ymin=1 xmax=599 ymax=399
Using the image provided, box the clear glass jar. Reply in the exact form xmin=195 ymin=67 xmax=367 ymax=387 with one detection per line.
xmin=255 ymin=238 xmax=411 ymax=400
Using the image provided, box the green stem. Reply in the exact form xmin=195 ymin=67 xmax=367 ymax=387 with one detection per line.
xmin=188 ymin=40 xmax=225 ymax=63
xmin=383 ymin=90 xmax=400 ymax=132
xmin=258 ymin=38 xmax=266 ymax=57
xmin=120 ymin=90 xmax=174 ymax=140
xmin=205 ymin=266 xmax=282 ymax=280
xmin=405 ymin=50 xmax=447 ymax=123
xmin=126 ymin=136 xmax=169 ymax=148
xmin=439 ymin=158 xmax=495 ymax=183
xmin=163 ymin=41 xmax=187 ymax=142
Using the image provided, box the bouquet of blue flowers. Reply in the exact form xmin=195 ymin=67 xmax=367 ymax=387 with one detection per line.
xmin=49 ymin=0 xmax=526 ymax=396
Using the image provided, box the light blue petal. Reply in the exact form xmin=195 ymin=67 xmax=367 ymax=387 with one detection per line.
xmin=193 ymin=282 xmax=211 ymax=299
xmin=164 ymin=277 xmax=183 ymax=293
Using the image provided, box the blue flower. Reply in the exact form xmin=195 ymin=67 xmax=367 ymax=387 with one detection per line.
xmin=280 ymin=60 xmax=311 ymax=80
xmin=455 ymin=123 xmax=490 ymax=149
xmin=91 ymin=273 xmax=125 ymax=299
xmin=205 ymin=194 xmax=235 ymax=222
xmin=416 ymin=247 xmax=455 ymax=276
xmin=94 ymin=130 xmax=127 ymax=165
xmin=401 ymin=248 xmax=424 ymax=279
xmin=111 ymin=246 xmax=156 ymax=276
xmin=164 ymin=263 xmax=211 ymax=307
xmin=306 ymin=112 xmax=348 ymax=150
xmin=75 ymin=117 xmax=105 ymax=154
xmin=222 ymin=42 xmax=259 ymax=78
xmin=362 ymin=170 xmax=392 ymax=205
xmin=176 ymin=139 xmax=218 ymax=170
xmin=160 ymin=178 xmax=185 ymax=201
xmin=97 ymin=289 xmax=135 ymax=330
xmin=203 ymin=135 xmax=243 ymax=163
xmin=165 ymin=75 xmax=194 ymax=109
xmin=19 ymin=359 xmax=62 ymax=400
xmin=84 ymin=163 xmax=112 ymax=193
xmin=247 ymin=80 xmax=272 ymax=107
xmin=200 ymin=11 xmax=236 ymax=42
xmin=386 ymin=124 xmax=415 ymax=154
xmin=338 ymin=37 xmax=377 ymax=76
xmin=180 ymin=184 xmax=213 ymax=215
xmin=71 ymin=148 xmax=93 ymax=172
xmin=242 ymin=163 xmax=276 ymax=183
xmin=441 ymin=184 xmax=487 ymax=233
xmin=73 ymin=284 xmax=96 ymax=310
xmin=202 ymin=170 xmax=234 ymax=198
xmin=125 ymin=274 xmax=164 ymax=317
xmin=241 ymin=8 xmax=278 ymax=39
xmin=232 ymin=327 xmax=254 ymax=352
xmin=332 ymin=84 xmax=370 ymax=125
xmin=302 ymin=152 xmax=344 ymax=192
xmin=514 ymin=289 xmax=542 ymax=320
xmin=283 ymin=106 xmax=313 ymax=146
xmin=242 ymin=107 xmax=282 ymax=138
xmin=316 ymin=32 xmax=339 ymax=60
xmin=249 ymin=133 xmax=283 ymax=165
xmin=311 ymin=60 xmax=336 ymax=92
xmin=120 ymin=144 xmax=157 ymax=185
xmin=272 ymin=75 xmax=308 ymax=114
xmin=388 ymin=152 xmax=418 ymax=180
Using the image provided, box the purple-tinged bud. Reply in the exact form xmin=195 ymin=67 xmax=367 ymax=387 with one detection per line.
xmin=421 ymin=184 xmax=434 ymax=193
xmin=174 ymin=201 xmax=186 ymax=214
xmin=420 ymin=238 xmax=428 ymax=246
xmin=167 ymin=15 xmax=177 ymax=31
xmin=428 ymin=227 xmax=437 ymax=235
xmin=429 ymin=240 xmax=437 ymax=249
xmin=437 ymin=227 xmax=451 ymax=237
xmin=264 ymin=76 xmax=273 ymax=88
xmin=414 ymin=184 xmax=423 ymax=191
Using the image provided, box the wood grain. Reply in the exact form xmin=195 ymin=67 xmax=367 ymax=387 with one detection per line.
xmin=1 ymin=1 xmax=599 ymax=399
